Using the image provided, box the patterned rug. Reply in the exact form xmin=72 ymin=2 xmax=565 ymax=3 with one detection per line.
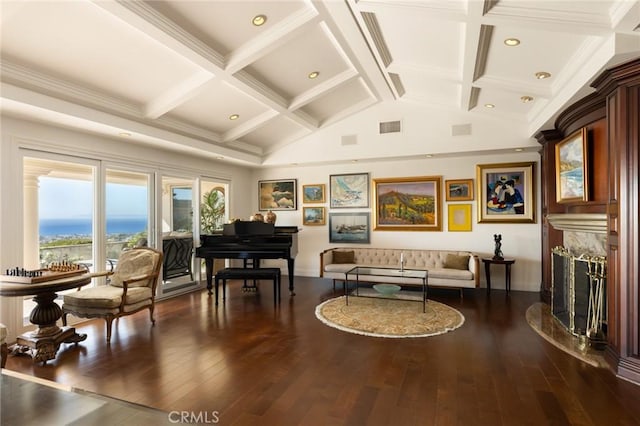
xmin=315 ymin=292 xmax=464 ymax=338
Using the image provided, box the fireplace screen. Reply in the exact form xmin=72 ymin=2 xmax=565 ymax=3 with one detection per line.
xmin=551 ymin=247 xmax=607 ymax=338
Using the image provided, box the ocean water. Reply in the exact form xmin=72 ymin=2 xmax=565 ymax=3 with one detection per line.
xmin=40 ymin=217 xmax=147 ymax=237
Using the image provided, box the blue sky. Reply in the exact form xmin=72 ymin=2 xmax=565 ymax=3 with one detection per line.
xmin=39 ymin=177 xmax=147 ymax=219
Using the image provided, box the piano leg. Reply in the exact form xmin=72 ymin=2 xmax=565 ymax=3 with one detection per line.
xmin=287 ymin=258 xmax=296 ymax=296
xmin=205 ymin=258 xmax=214 ymax=295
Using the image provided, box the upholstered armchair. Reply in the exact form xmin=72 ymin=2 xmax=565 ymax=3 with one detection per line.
xmin=62 ymin=247 xmax=163 ymax=344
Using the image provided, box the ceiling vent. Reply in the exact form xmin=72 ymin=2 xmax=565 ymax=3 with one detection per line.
xmin=361 ymin=12 xmax=393 ymax=67
xmin=389 ymin=73 xmax=406 ymax=98
xmin=379 ymin=120 xmax=402 ymax=134
xmin=452 ymin=124 xmax=472 ymax=136
xmin=341 ymin=135 xmax=358 ymax=146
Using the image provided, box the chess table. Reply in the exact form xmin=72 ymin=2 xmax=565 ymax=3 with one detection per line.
xmin=0 ymin=273 xmax=92 ymax=364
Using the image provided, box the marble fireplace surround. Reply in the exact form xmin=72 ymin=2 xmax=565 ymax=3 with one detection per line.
xmin=546 ymin=213 xmax=607 ymax=256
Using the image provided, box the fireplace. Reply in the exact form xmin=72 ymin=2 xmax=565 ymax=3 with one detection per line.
xmin=547 ymin=214 xmax=607 ymax=347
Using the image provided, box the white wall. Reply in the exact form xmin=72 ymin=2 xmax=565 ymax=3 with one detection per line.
xmin=253 ymin=151 xmax=542 ymax=292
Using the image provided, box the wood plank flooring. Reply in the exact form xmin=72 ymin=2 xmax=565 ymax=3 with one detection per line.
xmin=4 ymin=276 xmax=640 ymax=425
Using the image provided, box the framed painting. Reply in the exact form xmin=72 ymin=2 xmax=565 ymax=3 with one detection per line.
xmin=373 ymin=175 xmax=442 ymax=231
xmin=476 ymin=162 xmax=536 ymax=223
xmin=555 ymin=128 xmax=588 ymax=203
xmin=302 ymin=184 xmax=326 ymax=203
xmin=303 ymin=207 xmax=325 ymax=226
xmin=448 ymin=204 xmax=472 ymax=231
xmin=329 ymin=173 xmax=369 ymax=208
xmin=445 ymin=179 xmax=474 ymax=201
xmin=258 ymin=179 xmax=297 ymax=211
xmin=329 ymin=212 xmax=370 ymax=244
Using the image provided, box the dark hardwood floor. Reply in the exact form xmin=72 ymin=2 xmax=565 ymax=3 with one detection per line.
xmin=4 ymin=276 xmax=640 ymax=425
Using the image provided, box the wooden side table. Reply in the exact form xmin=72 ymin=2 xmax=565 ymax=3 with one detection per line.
xmin=482 ymin=257 xmax=516 ymax=294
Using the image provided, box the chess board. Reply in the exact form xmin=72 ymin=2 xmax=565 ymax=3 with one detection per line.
xmin=0 ymin=268 xmax=88 ymax=284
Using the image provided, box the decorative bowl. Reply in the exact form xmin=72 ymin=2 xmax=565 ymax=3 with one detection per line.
xmin=373 ymin=284 xmax=401 ymax=295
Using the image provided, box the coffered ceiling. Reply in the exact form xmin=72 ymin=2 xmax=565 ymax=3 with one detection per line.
xmin=1 ymin=0 xmax=639 ymax=167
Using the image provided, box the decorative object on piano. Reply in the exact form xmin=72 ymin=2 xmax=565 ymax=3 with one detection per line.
xmin=493 ymin=234 xmax=504 ymax=260
xmin=265 ymin=210 xmax=277 ymax=224
xmin=303 ymin=207 xmax=325 ymax=226
xmin=555 ymin=128 xmax=589 ymax=203
xmin=476 ymin=161 xmax=536 ymax=223
xmin=373 ymin=175 xmax=442 ymax=231
xmin=329 ymin=212 xmax=370 ymax=244
xmin=330 ymin=173 xmax=369 ymax=208
xmin=2 ymin=262 xmax=88 ymax=284
xmin=302 ymin=184 xmax=326 ymax=203
xmin=259 ymin=179 xmax=297 ymax=211
xmin=200 ymin=188 xmax=225 ymax=233
xmin=250 ymin=212 xmax=264 ymax=222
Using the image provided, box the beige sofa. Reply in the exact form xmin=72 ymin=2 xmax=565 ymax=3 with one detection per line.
xmin=320 ymin=247 xmax=479 ymax=297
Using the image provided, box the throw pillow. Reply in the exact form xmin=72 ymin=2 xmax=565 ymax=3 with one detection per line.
xmin=332 ymin=250 xmax=355 ymax=264
xmin=444 ymin=254 xmax=469 ymax=270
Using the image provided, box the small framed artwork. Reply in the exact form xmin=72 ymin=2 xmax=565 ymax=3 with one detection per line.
xmin=448 ymin=204 xmax=472 ymax=231
xmin=258 ymin=179 xmax=297 ymax=211
xmin=555 ymin=128 xmax=588 ymax=203
xmin=329 ymin=212 xmax=370 ymax=244
xmin=445 ymin=179 xmax=474 ymax=201
xmin=476 ymin=162 xmax=536 ymax=223
xmin=373 ymin=175 xmax=442 ymax=231
xmin=303 ymin=207 xmax=325 ymax=226
xmin=302 ymin=184 xmax=326 ymax=203
xmin=329 ymin=173 xmax=369 ymax=208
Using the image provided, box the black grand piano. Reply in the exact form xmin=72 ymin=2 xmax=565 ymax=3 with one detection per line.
xmin=196 ymin=221 xmax=299 ymax=295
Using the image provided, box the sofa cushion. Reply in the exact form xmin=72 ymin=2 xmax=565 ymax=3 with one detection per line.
xmin=333 ymin=250 xmax=355 ymax=264
xmin=444 ymin=254 xmax=469 ymax=270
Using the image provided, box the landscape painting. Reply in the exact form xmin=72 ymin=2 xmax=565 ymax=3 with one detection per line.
xmin=373 ymin=176 xmax=442 ymax=231
xmin=258 ymin=179 xmax=297 ymax=211
xmin=303 ymin=207 xmax=325 ymax=226
xmin=329 ymin=212 xmax=370 ymax=243
xmin=329 ymin=173 xmax=369 ymax=208
xmin=302 ymin=184 xmax=325 ymax=203
xmin=555 ymin=128 xmax=588 ymax=203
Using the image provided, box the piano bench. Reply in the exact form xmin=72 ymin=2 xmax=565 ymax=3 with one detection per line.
xmin=213 ymin=268 xmax=281 ymax=306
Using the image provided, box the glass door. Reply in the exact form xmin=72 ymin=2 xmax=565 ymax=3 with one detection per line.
xmin=23 ymin=155 xmax=97 ymax=325
xmin=105 ymin=168 xmax=153 ymax=269
xmin=160 ymin=175 xmax=197 ymax=294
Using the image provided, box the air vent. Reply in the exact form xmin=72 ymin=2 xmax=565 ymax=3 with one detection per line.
xmin=361 ymin=12 xmax=393 ymax=67
xmin=389 ymin=73 xmax=405 ymax=98
xmin=379 ymin=120 xmax=401 ymax=134
xmin=452 ymin=124 xmax=472 ymax=136
xmin=341 ymin=135 xmax=358 ymax=146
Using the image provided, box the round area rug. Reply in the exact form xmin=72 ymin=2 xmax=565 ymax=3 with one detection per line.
xmin=315 ymin=295 xmax=464 ymax=338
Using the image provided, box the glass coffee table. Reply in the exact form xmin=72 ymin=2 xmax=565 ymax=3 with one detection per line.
xmin=344 ymin=266 xmax=428 ymax=312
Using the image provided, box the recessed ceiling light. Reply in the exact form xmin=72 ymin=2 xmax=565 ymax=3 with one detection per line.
xmin=351 ymin=159 xmax=358 ymax=163
xmin=308 ymin=71 xmax=319 ymax=79
xmin=484 ymin=103 xmax=495 ymax=108
xmin=521 ymin=95 xmax=534 ymax=103
xmin=252 ymin=15 xmax=267 ymax=26
xmin=535 ymin=71 xmax=551 ymax=79
xmin=216 ymin=156 xmax=224 ymax=160
xmin=118 ymin=132 xmax=131 ymax=137
xmin=504 ymin=38 xmax=520 ymax=46
xmin=229 ymin=114 xmax=239 ymax=120
xmin=426 ymin=154 xmax=433 ymax=158
xmin=515 ymin=148 xmax=524 ymax=152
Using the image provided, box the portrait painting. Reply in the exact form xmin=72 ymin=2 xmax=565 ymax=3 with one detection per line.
xmin=477 ymin=162 xmax=535 ymax=223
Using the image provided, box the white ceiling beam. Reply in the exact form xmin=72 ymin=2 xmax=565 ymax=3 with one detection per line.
xmin=289 ymin=69 xmax=359 ymax=110
xmin=222 ymin=110 xmax=279 ymax=143
xmin=143 ymin=70 xmax=214 ymax=119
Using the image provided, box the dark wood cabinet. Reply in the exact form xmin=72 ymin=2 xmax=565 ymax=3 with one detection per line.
xmin=535 ymin=57 xmax=640 ymax=384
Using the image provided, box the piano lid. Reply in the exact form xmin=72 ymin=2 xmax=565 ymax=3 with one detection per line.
xmin=223 ymin=221 xmax=274 ymax=236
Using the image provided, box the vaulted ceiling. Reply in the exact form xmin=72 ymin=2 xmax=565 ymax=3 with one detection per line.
xmin=1 ymin=0 xmax=639 ymax=167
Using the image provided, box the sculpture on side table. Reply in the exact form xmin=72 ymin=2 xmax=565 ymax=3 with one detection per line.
xmin=493 ymin=234 xmax=504 ymax=260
